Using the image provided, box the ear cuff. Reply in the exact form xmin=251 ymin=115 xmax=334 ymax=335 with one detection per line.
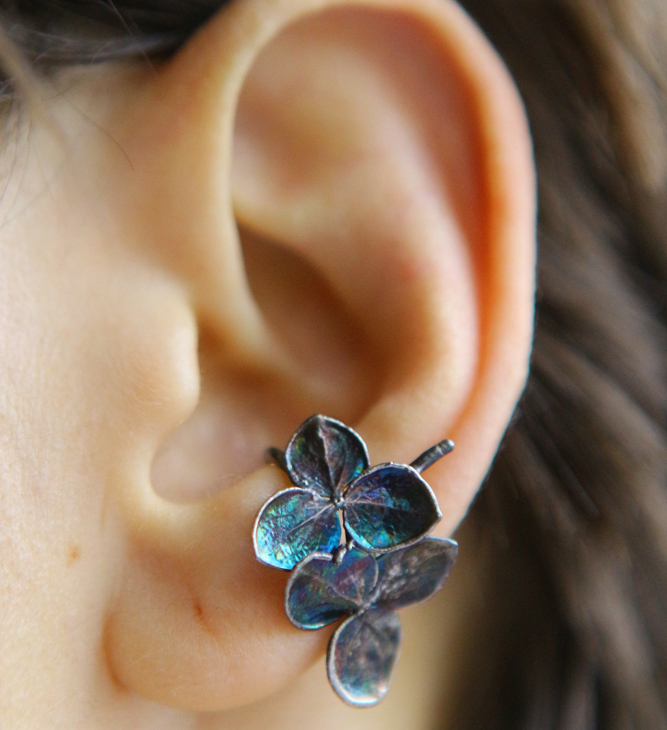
xmin=253 ymin=414 xmax=458 ymax=707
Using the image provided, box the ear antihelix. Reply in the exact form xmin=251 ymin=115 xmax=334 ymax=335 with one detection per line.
xmin=231 ymin=0 xmax=486 ymax=447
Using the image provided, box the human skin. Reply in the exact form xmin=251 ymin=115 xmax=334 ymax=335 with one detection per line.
xmin=0 ymin=0 xmax=535 ymax=727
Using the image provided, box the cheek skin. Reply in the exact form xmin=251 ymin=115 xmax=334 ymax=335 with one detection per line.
xmin=0 ymin=77 xmax=326 ymax=723
xmin=0 ymin=108 xmax=200 ymax=725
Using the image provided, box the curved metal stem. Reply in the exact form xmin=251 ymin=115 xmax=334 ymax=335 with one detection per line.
xmin=409 ymin=439 xmax=454 ymax=473
xmin=266 ymin=447 xmax=288 ymax=473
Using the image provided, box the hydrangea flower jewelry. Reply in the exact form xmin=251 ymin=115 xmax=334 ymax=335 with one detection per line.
xmin=252 ymin=415 xmax=458 ymax=707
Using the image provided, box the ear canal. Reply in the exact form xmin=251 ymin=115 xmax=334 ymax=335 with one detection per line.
xmin=103 ymin=0 xmax=535 ymax=713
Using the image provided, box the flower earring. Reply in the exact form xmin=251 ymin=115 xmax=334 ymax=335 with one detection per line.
xmin=253 ymin=414 xmax=458 ymax=707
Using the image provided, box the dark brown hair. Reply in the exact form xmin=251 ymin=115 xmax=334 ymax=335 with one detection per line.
xmin=462 ymin=3 xmax=667 ymax=728
xmin=0 ymin=1 xmax=665 ymax=728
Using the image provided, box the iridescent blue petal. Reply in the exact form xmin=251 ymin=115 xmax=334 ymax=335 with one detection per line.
xmin=374 ymin=537 xmax=458 ymax=610
xmin=285 ymin=548 xmax=378 ymax=629
xmin=286 ymin=415 xmax=369 ymax=499
xmin=327 ymin=609 xmax=401 ymax=707
xmin=253 ymin=488 xmax=341 ymax=570
xmin=343 ymin=464 xmax=441 ymax=551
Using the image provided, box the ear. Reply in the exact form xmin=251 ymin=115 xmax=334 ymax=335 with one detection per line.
xmin=91 ymin=0 xmax=534 ymax=712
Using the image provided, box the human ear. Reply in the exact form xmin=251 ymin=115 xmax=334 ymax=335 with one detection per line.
xmin=87 ymin=0 xmax=535 ymax=711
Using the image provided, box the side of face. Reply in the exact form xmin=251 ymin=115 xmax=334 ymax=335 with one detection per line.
xmin=0 ymin=0 xmax=535 ymax=726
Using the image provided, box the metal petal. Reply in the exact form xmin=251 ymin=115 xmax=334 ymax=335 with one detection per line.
xmin=285 ymin=415 xmax=369 ymax=500
xmin=374 ymin=537 xmax=458 ymax=610
xmin=327 ymin=609 xmax=401 ymax=707
xmin=285 ymin=548 xmax=378 ymax=629
xmin=343 ymin=464 xmax=442 ymax=551
xmin=253 ymin=488 xmax=341 ymax=570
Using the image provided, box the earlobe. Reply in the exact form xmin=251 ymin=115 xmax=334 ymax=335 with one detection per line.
xmin=99 ymin=0 xmax=535 ymax=711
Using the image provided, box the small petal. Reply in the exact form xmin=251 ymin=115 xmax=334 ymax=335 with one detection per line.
xmin=327 ymin=609 xmax=401 ymax=707
xmin=344 ymin=464 xmax=441 ymax=551
xmin=285 ymin=548 xmax=378 ymax=630
xmin=375 ymin=537 xmax=458 ymax=610
xmin=286 ymin=415 xmax=369 ymax=499
xmin=253 ymin=488 xmax=340 ymax=570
